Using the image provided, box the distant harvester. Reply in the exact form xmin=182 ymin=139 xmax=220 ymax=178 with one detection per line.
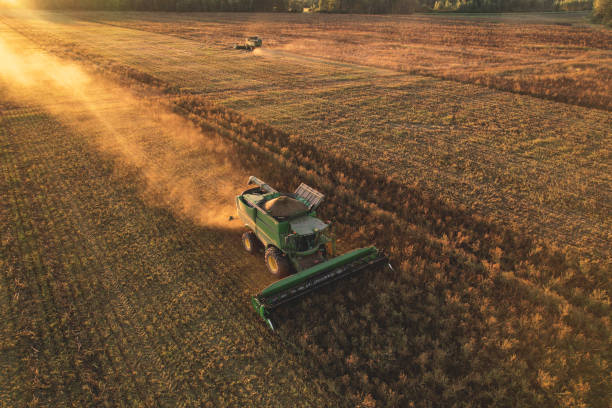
xmin=234 ymin=36 xmax=262 ymax=51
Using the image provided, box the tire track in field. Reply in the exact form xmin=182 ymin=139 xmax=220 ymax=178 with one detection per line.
xmin=4 ymin=135 xmax=79 ymax=405
xmin=0 ymin=123 xmax=25 ymax=405
xmin=0 ymin=174 xmax=40 ymax=405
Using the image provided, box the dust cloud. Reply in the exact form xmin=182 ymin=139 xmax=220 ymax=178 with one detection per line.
xmin=0 ymin=30 xmax=244 ymax=229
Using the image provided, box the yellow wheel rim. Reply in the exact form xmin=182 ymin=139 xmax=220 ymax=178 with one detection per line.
xmin=268 ymin=255 xmax=278 ymax=273
xmin=245 ymin=238 xmax=251 ymax=251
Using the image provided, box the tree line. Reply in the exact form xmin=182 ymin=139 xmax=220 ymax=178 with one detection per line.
xmin=25 ymin=0 xmax=285 ymax=11
xmin=318 ymin=0 xmax=593 ymax=12
xmin=427 ymin=0 xmax=592 ymax=11
xmin=593 ymin=0 xmax=612 ymax=22
xmin=25 ymin=0 xmax=597 ymax=12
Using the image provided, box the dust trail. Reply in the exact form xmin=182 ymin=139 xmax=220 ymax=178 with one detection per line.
xmin=0 ymin=25 xmax=244 ymax=228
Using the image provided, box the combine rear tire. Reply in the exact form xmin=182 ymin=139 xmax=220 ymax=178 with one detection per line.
xmin=265 ymin=247 xmax=291 ymax=277
xmin=242 ymin=231 xmax=259 ymax=254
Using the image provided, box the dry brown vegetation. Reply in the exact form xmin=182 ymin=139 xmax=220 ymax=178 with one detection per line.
xmin=70 ymin=11 xmax=612 ymax=110
xmin=177 ymin=93 xmax=611 ymax=406
xmin=1 ymin=9 xmax=611 ymax=408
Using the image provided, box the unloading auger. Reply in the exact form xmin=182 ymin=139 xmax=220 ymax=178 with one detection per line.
xmin=235 ymin=176 xmax=390 ymax=329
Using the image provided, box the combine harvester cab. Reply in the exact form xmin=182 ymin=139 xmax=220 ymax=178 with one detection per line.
xmin=236 ymin=176 xmax=390 ymax=330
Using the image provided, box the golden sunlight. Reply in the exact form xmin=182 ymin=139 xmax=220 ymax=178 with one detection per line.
xmin=0 ymin=0 xmax=20 ymax=7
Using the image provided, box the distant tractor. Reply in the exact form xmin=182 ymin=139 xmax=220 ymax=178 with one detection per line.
xmin=234 ymin=36 xmax=262 ymax=51
xmin=235 ymin=176 xmax=389 ymax=329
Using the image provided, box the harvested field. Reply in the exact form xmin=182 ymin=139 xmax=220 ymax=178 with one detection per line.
xmin=0 ymin=102 xmax=338 ymax=407
xmin=0 ymin=26 xmax=335 ymax=407
xmin=1 ymin=9 xmax=610 ymax=408
xmin=69 ymin=10 xmax=612 ymax=110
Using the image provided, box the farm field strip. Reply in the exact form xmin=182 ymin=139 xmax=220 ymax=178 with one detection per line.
xmin=0 ymin=103 xmax=334 ymax=406
xmin=2 ymin=10 xmax=608 ymax=257
xmin=0 ymin=29 xmax=337 ymax=406
xmin=69 ymin=10 xmax=612 ymax=110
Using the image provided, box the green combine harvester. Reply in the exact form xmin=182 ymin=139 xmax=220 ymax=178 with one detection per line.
xmin=234 ymin=36 xmax=262 ymax=51
xmin=236 ymin=176 xmax=389 ymax=329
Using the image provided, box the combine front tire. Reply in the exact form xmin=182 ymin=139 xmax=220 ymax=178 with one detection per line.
xmin=242 ymin=231 xmax=259 ymax=254
xmin=265 ymin=247 xmax=291 ymax=277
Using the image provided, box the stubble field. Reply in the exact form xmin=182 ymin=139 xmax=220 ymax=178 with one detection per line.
xmin=1 ymin=9 xmax=610 ymax=408
xmin=70 ymin=10 xmax=612 ymax=110
xmin=0 ymin=25 xmax=339 ymax=406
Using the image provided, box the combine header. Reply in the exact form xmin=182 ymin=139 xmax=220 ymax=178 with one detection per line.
xmin=235 ymin=176 xmax=389 ymax=329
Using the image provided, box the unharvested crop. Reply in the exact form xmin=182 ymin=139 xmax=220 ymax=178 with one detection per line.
xmin=176 ymin=92 xmax=611 ymax=406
